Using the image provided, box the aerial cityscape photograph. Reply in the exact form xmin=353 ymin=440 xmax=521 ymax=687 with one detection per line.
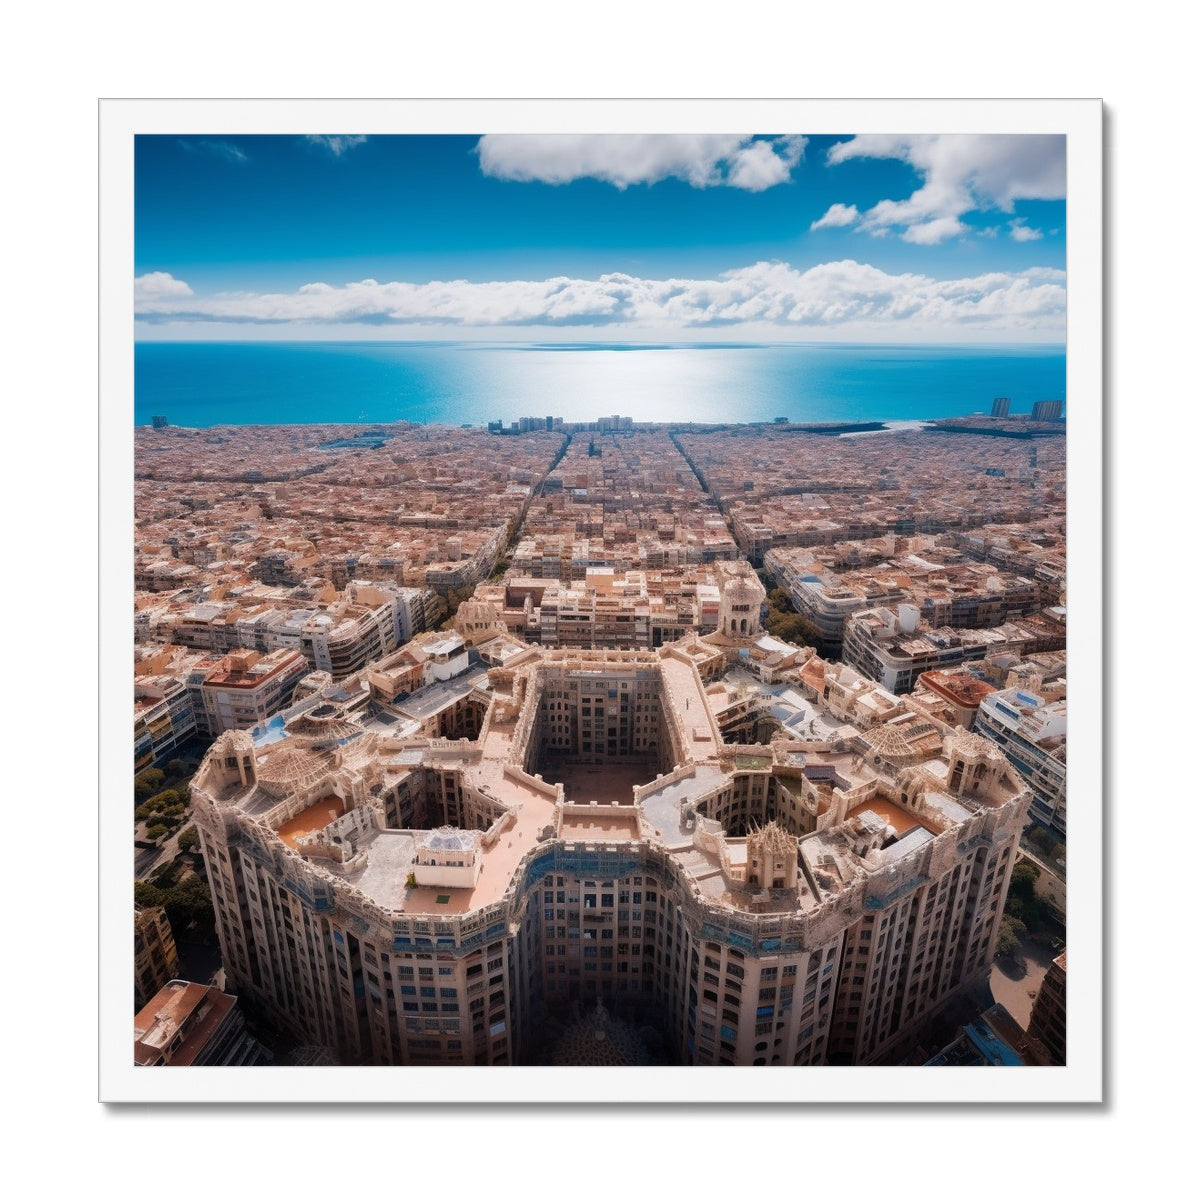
xmin=108 ymin=107 xmax=1098 ymax=1101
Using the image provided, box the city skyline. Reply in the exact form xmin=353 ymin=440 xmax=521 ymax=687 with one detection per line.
xmin=134 ymin=133 xmax=1066 ymax=344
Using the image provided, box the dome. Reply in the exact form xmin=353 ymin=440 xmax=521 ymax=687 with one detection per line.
xmin=256 ymin=744 xmax=326 ymax=797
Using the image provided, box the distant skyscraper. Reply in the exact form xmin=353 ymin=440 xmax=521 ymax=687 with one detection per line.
xmin=991 ymin=397 xmax=1011 ymax=418
xmin=1031 ymin=400 xmax=1064 ymax=421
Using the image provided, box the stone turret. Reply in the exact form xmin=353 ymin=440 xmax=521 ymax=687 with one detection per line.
xmin=207 ymin=729 xmax=257 ymax=791
xmin=746 ymin=820 xmax=799 ymax=890
xmin=945 ymin=730 xmax=1008 ymax=800
xmin=717 ymin=574 xmax=766 ymax=639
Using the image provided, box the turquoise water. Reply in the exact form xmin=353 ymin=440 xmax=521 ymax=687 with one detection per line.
xmin=134 ymin=341 xmax=1066 ymax=428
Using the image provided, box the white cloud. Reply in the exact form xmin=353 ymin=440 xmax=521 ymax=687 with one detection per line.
xmin=134 ymin=272 xmax=194 ymax=301
xmin=177 ymin=138 xmax=247 ymax=164
xmin=1009 ymin=218 xmax=1044 ymax=242
xmin=134 ymin=261 xmax=1065 ymax=338
xmin=305 ymin=135 xmax=368 ymax=157
xmin=475 ymin=134 xmax=806 ymax=191
xmin=811 ymin=203 xmax=860 ymax=230
xmin=901 ymin=216 xmax=968 ymax=245
xmin=825 ymin=134 xmax=1065 ymax=243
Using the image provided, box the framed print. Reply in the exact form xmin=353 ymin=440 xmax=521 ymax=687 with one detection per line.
xmin=100 ymin=99 xmax=1101 ymax=1103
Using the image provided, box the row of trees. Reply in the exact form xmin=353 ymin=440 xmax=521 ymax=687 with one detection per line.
xmin=134 ymin=757 xmax=194 ymax=797
xmin=135 ymin=790 xmax=188 ymax=840
xmin=135 ymin=759 xmax=197 ymax=842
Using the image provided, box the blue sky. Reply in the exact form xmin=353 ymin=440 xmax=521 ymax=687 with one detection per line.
xmin=135 ymin=133 xmax=1066 ymax=343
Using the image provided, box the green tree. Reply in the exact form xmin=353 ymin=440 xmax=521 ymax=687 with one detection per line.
xmin=1008 ymin=861 xmax=1039 ymax=902
xmin=146 ymin=823 xmax=169 ymax=841
xmin=134 ymin=768 xmax=166 ymax=800
xmin=163 ymin=874 xmax=216 ymax=938
xmin=177 ymin=826 xmax=200 ymax=853
xmin=995 ymin=915 xmax=1027 ymax=958
xmin=1028 ymin=825 xmax=1065 ymax=863
xmin=1004 ymin=860 xmax=1052 ymax=932
xmin=147 ymin=788 xmax=182 ymax=811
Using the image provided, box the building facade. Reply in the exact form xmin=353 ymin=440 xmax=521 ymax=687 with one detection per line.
xmin=974 ymin=687 xmax=1066 ymax=836
xmin=843 ymin=605 xmax=1065 ymax=696
xmin=134 ymin=905 xmax=180 ymax=1012
xmin=192 ymin=601 xmax=1030 ymax=1068
xmin=198 ymin=647 xmax=310 ymax=736
xmin=1026 ymin=950 xmax=1066 ymax=1065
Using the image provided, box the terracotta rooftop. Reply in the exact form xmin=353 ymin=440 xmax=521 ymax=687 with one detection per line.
xmin=276 ymin=795 xmax=345 ymax=848
xmin=920 ymin=669 xmax=998 ymax=707
xmin=133 ymin=980 xmax=236 ymax=1066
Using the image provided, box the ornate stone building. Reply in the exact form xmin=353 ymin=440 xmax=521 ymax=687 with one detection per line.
xmin=191 ymin=591 xmax=1029 ymax=1067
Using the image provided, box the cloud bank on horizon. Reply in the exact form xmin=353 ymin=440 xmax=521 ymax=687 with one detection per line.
xmin=135 ymin=260 xmax=1066 ymax=339
xmin=135 ymin=132 xmax=1066 ymax=341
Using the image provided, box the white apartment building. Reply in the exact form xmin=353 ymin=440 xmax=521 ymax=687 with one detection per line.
xmin=974 ymin=687 xmax=1067 ymax=836
xmin=198 ymin=648 xmax=310 ymax=735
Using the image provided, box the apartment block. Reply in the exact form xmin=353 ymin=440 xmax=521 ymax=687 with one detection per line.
xmin=138 ymin=580 xmax=444 ymax=681
xmin=906 ymin=670 xmax=998 ymax=732
xmin=198 ymin=647 xmax=310 ymax=736
xmin=1026 ymin=951 xmax=1067 ymax=1065
xmin=472 ymin=564 xmax=750 ymax=651
xmin=134 ymin=980 xmax=268 ymax=1066
xmin=842 ymin=605 xmax=1066 ymax=696
xmin=766 ymin=539 xmax=1041 ymax=657
xmin=974 ymin=686 xmax=1067 ymax=836
xmin=134 ymin=644 xmax=219 ymax=768
xmin=134 ymin=905 xmax=180 ymax=1012
xmin=191 ymin=588 xmax=1029 ymax=1068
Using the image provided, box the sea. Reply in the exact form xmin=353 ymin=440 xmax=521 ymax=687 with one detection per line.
xmin=134 ymin=341 xmax=1066 ymax=429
